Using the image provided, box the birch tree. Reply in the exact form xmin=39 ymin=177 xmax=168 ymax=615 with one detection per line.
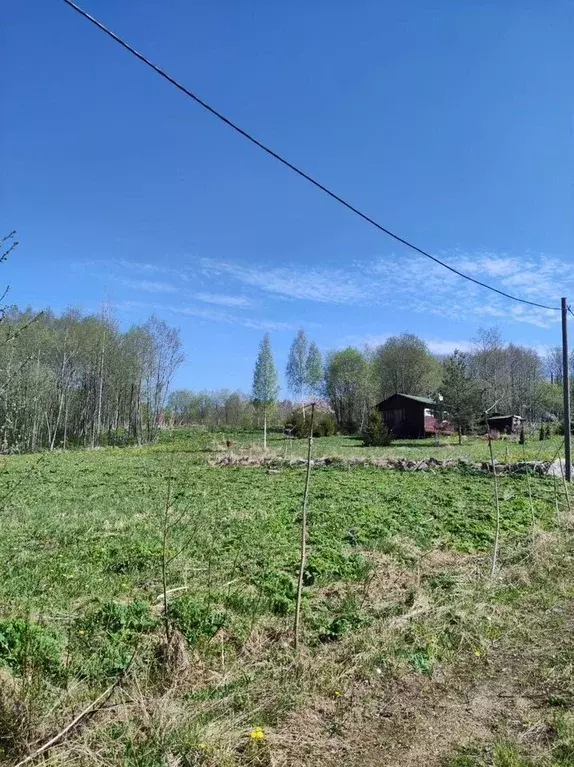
xmin=252 ymin=333 xmax=279 ymax=449
xmin=286 ymin=329 xmax=308 ymax=405
xmin=305 ymin=341 xmax=323 ymax=397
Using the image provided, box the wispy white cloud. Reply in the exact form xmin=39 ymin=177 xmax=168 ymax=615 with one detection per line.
xmin=198 ymin=251 xmax=566 ymax=329
xmin=122 ymin=279 xmax=178 ymax=293
xmin=194 ymin=292 xmax=251 ymax=308
xmin=81 ymin=249 xmax=568 ymax=331
xmin=116 ymin=300 xmax=294 ymax=332
xmin=199 ymin=258 xmax=369 ymax=305
xmin=114 ymin=259 xmax=190 ymax=282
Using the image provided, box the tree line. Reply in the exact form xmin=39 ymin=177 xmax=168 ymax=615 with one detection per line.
xmin=169 ymin=327 xmax=568 ymax=439
xmin=0 ymin=306 xmax=183 ymax=453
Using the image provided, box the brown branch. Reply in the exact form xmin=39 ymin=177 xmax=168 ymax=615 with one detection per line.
xmin=14 ymin=641 xmax=139 ymax=766
xmin=14 ymin=684 xmax=114 ymax=767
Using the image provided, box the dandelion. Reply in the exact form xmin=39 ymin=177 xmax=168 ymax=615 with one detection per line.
xmin=250 ymin=727 xmax=265 ymax=741
xmin=474 ymin=650 xmax=482 ymax=658
xmin=334 ymin=690 xmax=342 ymax=697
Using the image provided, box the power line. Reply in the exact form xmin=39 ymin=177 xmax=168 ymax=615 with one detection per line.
xmin=60 ymin=0 xmax=559 ymax=313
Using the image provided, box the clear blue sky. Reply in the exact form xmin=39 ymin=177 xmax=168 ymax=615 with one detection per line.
xmin=3 ymin=0 xmax=573 ymax=393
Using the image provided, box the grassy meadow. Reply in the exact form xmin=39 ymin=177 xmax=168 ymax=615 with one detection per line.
xmin=154 ymin=428 xmax=566 ymax=463
xmin=1 ymin=429 xmax=573 ymax=765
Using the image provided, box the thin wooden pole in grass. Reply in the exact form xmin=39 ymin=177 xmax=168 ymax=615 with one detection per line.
xmin=522 ymin=442 xmax=536 ymax=546
xmin=554 ymin=474 xmax=561 ymax=525
xmin=294 ymin=402 xmax=315 ymax=651
xmin=559 ymin=457 xmax=572 ymax=516
xmin=488 ymin=432 xmax=502 ymax=577
xmin=161 ymin=455 xmax=175 ymax=646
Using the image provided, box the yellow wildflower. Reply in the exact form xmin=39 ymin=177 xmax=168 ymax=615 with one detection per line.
xmin=474 ymin=650 xmax=482 ymax=658
xmin=250 ymin=727 xmax=265 ymax=741
xmin=334 ymin=690 xmax=342 ymax=697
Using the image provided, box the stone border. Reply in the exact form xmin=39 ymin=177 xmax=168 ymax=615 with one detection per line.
xmin=212 ymin=454 xmax=567 ymax=477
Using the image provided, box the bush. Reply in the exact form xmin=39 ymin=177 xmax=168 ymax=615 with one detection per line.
xmin=362 ymin=409 xmax=392 ymax=447
xmin=285 ymin=410 xmax=337 ymax=439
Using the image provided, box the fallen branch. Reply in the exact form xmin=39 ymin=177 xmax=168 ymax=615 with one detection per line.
xmin=14 ymin=642 xmax=139 ymax=766
xmin=14 ymin=683 xmax=116 ymax=767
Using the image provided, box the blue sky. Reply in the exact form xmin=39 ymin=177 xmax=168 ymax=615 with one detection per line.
xmin=3 ymin=1 xmax=573 ymax=393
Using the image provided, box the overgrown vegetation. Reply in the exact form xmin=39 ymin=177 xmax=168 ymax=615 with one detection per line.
xmin=0 ymin=429 xmax=571 ymax=764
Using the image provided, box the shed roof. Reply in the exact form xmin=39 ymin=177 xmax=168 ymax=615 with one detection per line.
xmin=378 ymin=393 xmax=435 ymax=407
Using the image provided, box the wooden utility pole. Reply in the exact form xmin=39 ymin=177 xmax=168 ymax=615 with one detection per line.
xmin=561 ymin=298 xmax=571 ymax=481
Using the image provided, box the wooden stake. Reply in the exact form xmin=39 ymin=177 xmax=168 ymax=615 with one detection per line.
xmin=559 ymin=456 xmax=572 ymax=516
xmin=294 ymin=403 xmax=315 ymax=651
xmin=561 ymin=298 xmax=571 ymax=481
xmin=489 ymin=434 xmax=502 ymax=577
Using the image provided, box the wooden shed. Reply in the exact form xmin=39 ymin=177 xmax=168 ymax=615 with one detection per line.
xmin=486 ymin=414 xmax=523 ymax=435
xmin=376 ymin=393 xmax=453 ymax=438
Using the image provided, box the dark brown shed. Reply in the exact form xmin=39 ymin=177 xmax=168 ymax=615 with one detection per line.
xmin=486 ymin=414 xmax=523 ymax=435
xmin=376 ymin=393 xmax=453 ymax=438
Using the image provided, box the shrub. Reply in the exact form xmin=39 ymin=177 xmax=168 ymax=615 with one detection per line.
xmin=362 ymin=409 xmax=392 ymax=447
xmin=285 ymin=410 xmax=337 ymax=439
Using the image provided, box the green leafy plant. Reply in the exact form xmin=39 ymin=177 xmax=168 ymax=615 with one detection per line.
xmin=72 ymin=601 xmax=158 ymax=680
xmin=169 ymin=597 xmax=226 ymax=646
xmin=0 ymin=619 xmax=63 ymax=679
xmin=362 ymin=409 xmax=392 ymax=447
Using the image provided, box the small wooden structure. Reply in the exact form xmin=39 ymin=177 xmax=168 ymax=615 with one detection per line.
xmin=376 ymin=393 xmax=453 ymax=438
xmin=487 ymin=414 xmax=523 ymax=435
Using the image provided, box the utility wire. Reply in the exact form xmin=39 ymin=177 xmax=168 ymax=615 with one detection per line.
xmin=61 ymin=0 xmax=559 ymax=313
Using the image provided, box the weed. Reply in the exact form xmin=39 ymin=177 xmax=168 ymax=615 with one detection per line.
xmin=0 ymin=618 xmax=63 ymax=679
xmin=169 ymin=597 xmax=227 ymax=646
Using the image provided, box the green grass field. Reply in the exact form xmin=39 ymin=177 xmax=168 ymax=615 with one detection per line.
xmin=0 ymin=430 xmax=572 ymax=766
xmin=154 ymin=428 xmax=565 ymax=463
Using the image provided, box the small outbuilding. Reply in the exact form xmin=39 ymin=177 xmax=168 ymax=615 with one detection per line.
xmin=486 ymin=414 xmax=523 ymax=435
xmin=376 ymin=393 xmax=453 ymax=438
